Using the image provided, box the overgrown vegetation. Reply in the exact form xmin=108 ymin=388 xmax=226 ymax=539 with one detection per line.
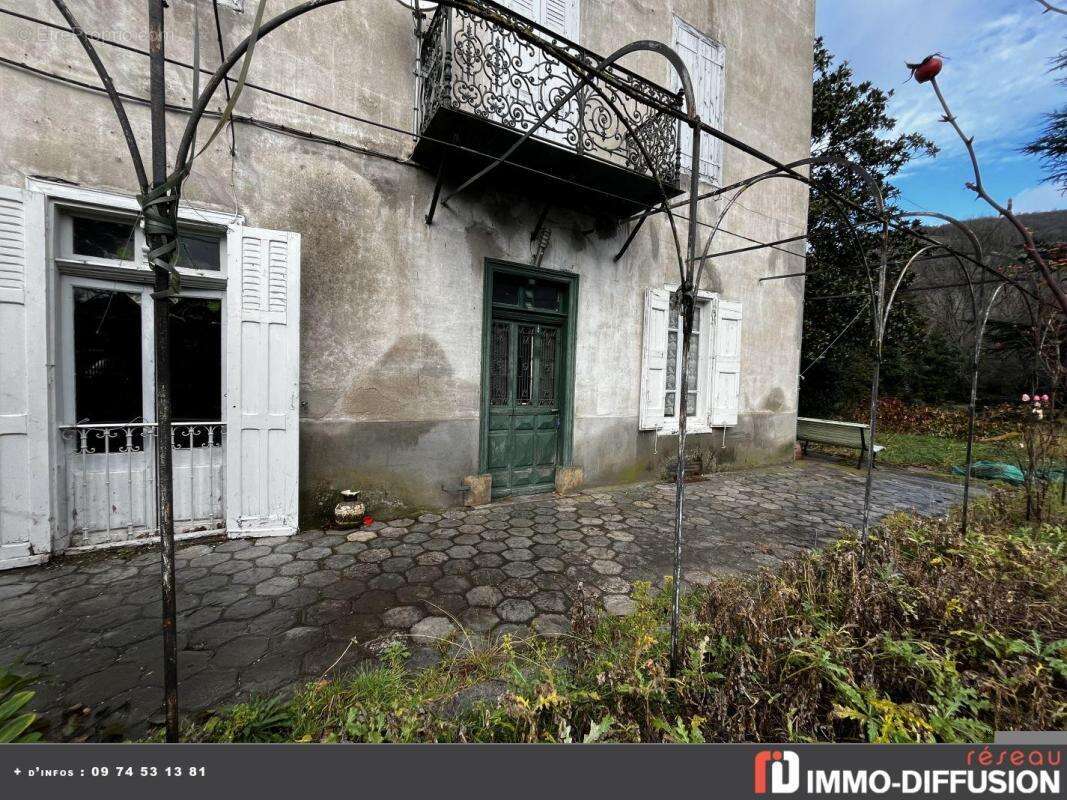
xmin=178 ymin=492 xmax=1065 ymax=743
xmin=849 ymin=397 xmax=1017 ymax=439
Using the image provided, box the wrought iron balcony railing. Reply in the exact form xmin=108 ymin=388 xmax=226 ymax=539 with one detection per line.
xmin=416 ymin=2 xmax=683 ymax=204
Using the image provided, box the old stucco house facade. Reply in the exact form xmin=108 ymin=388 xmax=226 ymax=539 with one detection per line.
xmin=0 ymin=0 xmax=813 ymax=569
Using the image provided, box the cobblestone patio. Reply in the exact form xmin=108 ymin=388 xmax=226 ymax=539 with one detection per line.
xmin=0 ymin=460 xmax=968 ymax=739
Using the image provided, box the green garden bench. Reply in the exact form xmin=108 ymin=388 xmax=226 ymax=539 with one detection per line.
xmin=796 ymin=417 xmax=884 ymax=469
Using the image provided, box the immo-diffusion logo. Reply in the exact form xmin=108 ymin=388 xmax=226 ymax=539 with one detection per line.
xmin=754 ymin=750 xmax=801 ymax=794
xmin=751 ymin=746 xmax=1062 ymax=796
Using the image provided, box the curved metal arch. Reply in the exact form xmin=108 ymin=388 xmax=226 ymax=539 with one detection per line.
xmin=682 ymin=152 xmax=896 ymax=548
xmin=431 ymin=34 xmax=699 ymax=284
xmin=173 ymin=1 xmax=697 ymax=176
xmin=885 ymin=211 xmax=986 ymax=532
xmin=50 ymin=0 xmax=149 ymax=192
xmin=164 ymin=0 xmax=701 ymax=289
xmin=442 ymin=37 xmax=696 ymax=282
xmin=691 ymin=155 xmax=887 ymax=300
xmin=166 ymin=0 xmax=711 ymax=675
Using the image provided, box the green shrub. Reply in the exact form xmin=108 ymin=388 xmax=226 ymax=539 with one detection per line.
xmin=0 ymin=666 xmax=41 ymax=743
xmin=848 ymin=397 xmax=1018 ymax=439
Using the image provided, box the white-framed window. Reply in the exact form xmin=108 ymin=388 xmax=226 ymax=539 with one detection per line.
xmin=639 ymin=288 xmax=742 ymax=434
xmin=49 ymin=198 xmax=230 ymax=429
xmin=663 ymin=293 xmax=709 ymax=425
xmin=671 ymin=16 xmax=726 ymax=187
xmin=27 ymin=179 xmax=302 ymax=542
xmin=53 ymin=204 xmax=226 ymax=280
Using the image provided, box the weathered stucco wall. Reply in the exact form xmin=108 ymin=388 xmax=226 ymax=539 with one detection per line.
xmin=0 ymin=0 xmax=813 ymax=519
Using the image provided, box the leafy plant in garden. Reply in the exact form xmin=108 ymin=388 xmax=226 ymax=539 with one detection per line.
xmin=849 ymin=397 xmax=1017 ymax=439
xmin=1013 ymin=393 xmax=1064 ymax=521
xmin=0 ymin=666 xmax=41 ymax=743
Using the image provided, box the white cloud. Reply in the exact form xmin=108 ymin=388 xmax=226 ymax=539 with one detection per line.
xmin=1012 ymin=183 xmax=1067 ymax=212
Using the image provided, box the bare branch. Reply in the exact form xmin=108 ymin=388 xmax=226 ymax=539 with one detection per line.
xmin=926 ymin=75 xmax=1067 ymax=318
xmin=1034 ymin=0 xmax=1067 ymax=15
xmin=49 ymin=0 xmax=148 ymax=192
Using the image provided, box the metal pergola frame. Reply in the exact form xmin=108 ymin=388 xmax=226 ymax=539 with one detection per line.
xmin=44 ymin=0 xmax=1039 ymax=741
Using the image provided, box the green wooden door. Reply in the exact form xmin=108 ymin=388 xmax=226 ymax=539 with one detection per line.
xmin=486 ymin=319 xmax=562 ymax=496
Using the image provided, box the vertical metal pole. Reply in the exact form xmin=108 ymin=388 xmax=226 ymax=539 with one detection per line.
xmin=860 ymin=238 xmax=889 ymax=548
xmin=148 ymin=0 xmax=179 ymax=743
xmin=961 ymin=352 xmax=978 ymax=534
xmin=669 ymin=116 xmax=702 ymax=675
xmin=959 ymin=271 xmax=981 ymax=536
xmin=964 ymin=283 xmax=1004 ymax=531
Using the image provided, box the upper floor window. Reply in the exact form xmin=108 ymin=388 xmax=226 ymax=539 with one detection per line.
xmin=500 ymin=0 xmax=580 ymax=41
xmin=671 ymin=17 xmax=726 ymax=187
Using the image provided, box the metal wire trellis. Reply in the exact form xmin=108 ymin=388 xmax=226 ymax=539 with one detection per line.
xmin=35 ymin=0 xmax=1036 ymax=742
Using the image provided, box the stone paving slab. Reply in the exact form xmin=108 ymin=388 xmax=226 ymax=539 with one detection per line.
xmin=0 ymin=460 xmax=968 ymax=740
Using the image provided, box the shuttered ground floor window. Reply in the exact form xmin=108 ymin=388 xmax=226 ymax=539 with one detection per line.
xmin=639 ymin=287 xmax=742 ymax=434
xmin=0 ymin=180 xmax=303 ymax=569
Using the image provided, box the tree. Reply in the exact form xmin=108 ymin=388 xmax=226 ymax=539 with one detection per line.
xmin=1024 ymin=49 xmax=1067 ymax=191
xmin=801 ymin=39 xmax=957 ymax=417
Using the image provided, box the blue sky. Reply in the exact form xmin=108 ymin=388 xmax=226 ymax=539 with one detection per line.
xmin=816 ymin=0 xmax=1067 ymax=220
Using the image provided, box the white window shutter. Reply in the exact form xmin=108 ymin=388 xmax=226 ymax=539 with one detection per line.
xmin=638 ymin=288 xmax=670 ymax=431
xmin=709 ymin=299 xmax=742 ymax=427
xmin=706 ymin=38 xmax=726 ymax=185
xmin=0 ymin=186 xmax=50 ymax=568
xmin=501 ymin=0 xmax=538 ymax=22
xmin=672 ymin=20 xmax=699 ymax=174
xmin=672 ymin=18 xmax=725 ymax=186
xmin=502 ymin=0 xmax=580 ymax=39
xmin=225 ymin=225 xmax=301 ymax=537
xmin=542 ymin=0 xmax=580 ymax=39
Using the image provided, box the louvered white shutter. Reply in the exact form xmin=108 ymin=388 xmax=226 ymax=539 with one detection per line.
xmin=225 ymin=226 xmax=301 ymax=537
xmin=502 ymin=1 xmax=580 ymax=147
xmin=709 ymin=299 xmax=742 ymax=427
xmin=0 ymin=186 xmax=50 ymax=569
xmin=501 ymin=0 xmax=538 ymax=22
xmin=638 ymin=288 xmax=670 ymax=431
xmin=542 ymin=0 xmax=580 ymax=39
xmin=672 ymin=18 xmax=726 ymax=185
xmin=703 ymin=37 xmax=726 ymax=184
xmin=502 ymin=0 xmax=580 ymax=39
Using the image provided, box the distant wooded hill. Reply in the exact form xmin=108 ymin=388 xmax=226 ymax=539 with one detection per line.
xmin=908 ymin=209 xmax=1066 ymax=402
xmin=924 ymin=209 xmax=1067 ymax=247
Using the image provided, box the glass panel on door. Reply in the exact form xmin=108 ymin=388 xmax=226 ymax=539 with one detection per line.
xmin=62 ymin=282 xmax=225 ymax=546
xmin=486 ymin=319 xmax=561 ymax=497
xmin=73 ymin=287 xmax=144 ymax=450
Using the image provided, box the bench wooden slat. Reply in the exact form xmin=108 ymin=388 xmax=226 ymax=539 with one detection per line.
xmin=797 ymin=417 xmax=869 ymax=429
xmin=796 ymin=417 xmax=884 ymax=467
